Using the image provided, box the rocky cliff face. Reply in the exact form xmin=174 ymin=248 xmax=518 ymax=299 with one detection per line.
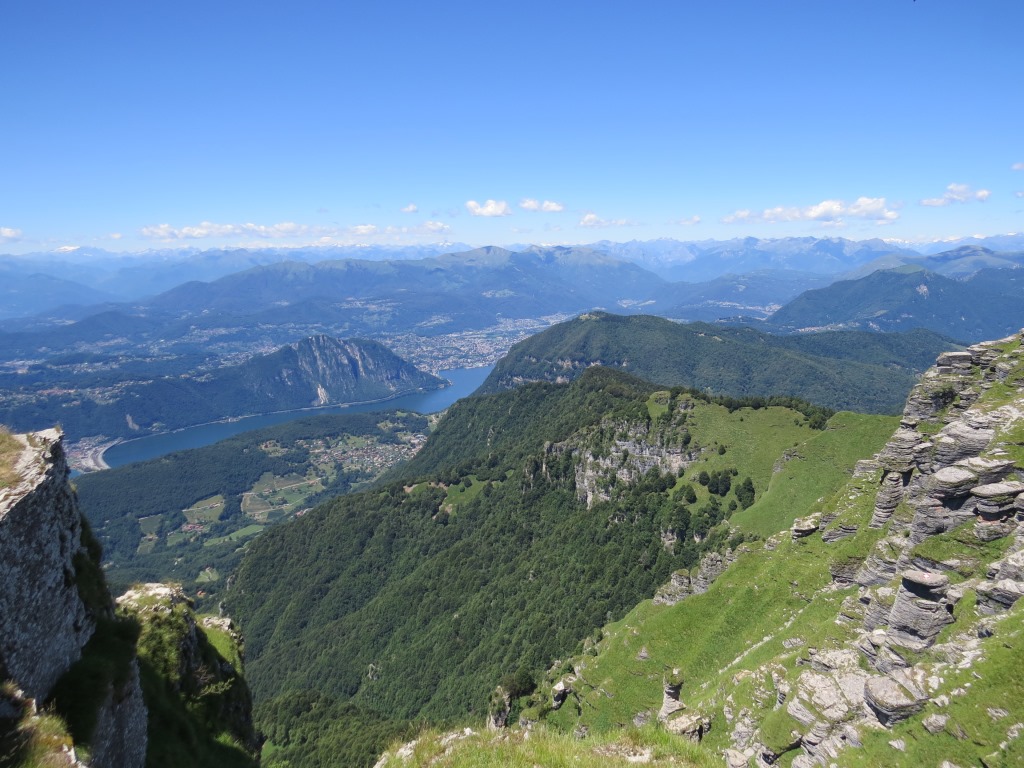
xmin=118 ymin=583 xmax=261 ymax=761
xmin=559 ymin=399 xmax=700 ymax=509
xmin=0 ymin=429 xmax=97 ymax=701
xmin=0 ymin=428 xmax=147 ymax=768
xmin=741 ymin=333 xmax=1024 ymax=767
xmin=242 ymin=335 xmax=445 ymax=406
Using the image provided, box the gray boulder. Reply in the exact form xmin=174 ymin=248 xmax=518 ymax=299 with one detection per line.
xmin=864 ymin=675 xmax=928 ymax=726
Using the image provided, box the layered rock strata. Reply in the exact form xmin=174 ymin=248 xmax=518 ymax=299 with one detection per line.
xmin=761 ymin=331 xmax=1024 ymax=767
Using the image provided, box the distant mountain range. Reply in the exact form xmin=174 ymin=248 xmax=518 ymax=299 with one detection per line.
xmin=0 ymin=247 xmax=677 ymax=352
xmin=0 ymin=242 xmax=476 ymax=312
xmin=843 ymin=244 xmax=1024 ymax=279
xmin=4 ymin=234 xmax=1023 ymax=325
xmin=585 ymin=236 xmax=923 ymax=281
xmin=766 ymin=265 xmax=1024 ymax=341
xmin=479 ymin=313 xmax=958 ymax=413
xmin=143 ymin=246 xmax=659 ymax=321
xmin=2 ymin=238 xmax=1023 ymax=374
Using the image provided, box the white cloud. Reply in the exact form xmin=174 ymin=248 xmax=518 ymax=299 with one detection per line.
xmin=342 ymin=221 xmax=451 ymax=239
xmin=803 ymin=199 xmax=846 ymax=220
xmin=1015 ymin=191 xmax=1024 ymax=198
xmin=674 ymin=215 xmax=701 ymax=226
xmin=401 ymin=203 xmax=418 ymax=213
xmin=846 ymin=197 xmax=899 ymax=221
xmin=55 ymin=245 xmax=80 ymax=253
xmin=140 ymin=218 xmax=452 ymax=246
xmin=465 ymin=199 xmax=512 ymax=217
xmin=578 ymin=212 xmax=630 ymax=228
xmin=520 ymin=198 xmax=565 ymax=212
xmin=920 ymin=183 xmax=991 ymax=207
xmin=141 ymin=222 xmax=228 ymax=239
xmin=723 ymin=197 xmax=898 ymax=226
xmin=141 ymin=220 xmax=321 ymax=240
xmin=0 ymin=226 xmax=23 ymax=242
xmin=1013 ymin=162 xmax=1024 ymax=171
xmin=721 ymin=209 xmax=753 ymax=224
xmin=244 ymin=222 xmax=309 ymax=238
xmin=760 ymin=206 xmax=802 ymax=222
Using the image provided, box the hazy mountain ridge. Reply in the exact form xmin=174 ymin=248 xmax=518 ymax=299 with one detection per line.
xmin=4 ymin=235 xmax=1021 ymax=329
xmin=767 ymin=265 xmax=1024 ymax=341
xmin=143 ymin=247 xmax=665 ymax=320
xmin=0 ymin=243 xmax=476 ymax=305
xmin=0 ymin=335 xmax=443 ymax=441
xmin=588 ymin=236 xmax=923 ymax=282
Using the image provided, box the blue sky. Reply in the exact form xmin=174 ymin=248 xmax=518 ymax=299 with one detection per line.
xmin=2 ymin=0 xmax=1022 ymax=254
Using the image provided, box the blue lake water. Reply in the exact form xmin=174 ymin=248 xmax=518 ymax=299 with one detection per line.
xmin=102 ymin=365 xmax=494 ymax=468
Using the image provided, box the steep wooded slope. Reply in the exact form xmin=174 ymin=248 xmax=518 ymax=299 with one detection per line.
xmin=227 ymin=369 xmax=895 ymax=767
xmin=479 ymin=313 xmax=955 ymax=413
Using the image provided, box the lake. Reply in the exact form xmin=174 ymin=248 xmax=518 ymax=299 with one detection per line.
xmin=102 ymin=365 xmax=494 ymax=468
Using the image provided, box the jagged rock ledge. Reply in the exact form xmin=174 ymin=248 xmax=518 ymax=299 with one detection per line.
xmin=0 ymin=429 xmax=147 ymax=768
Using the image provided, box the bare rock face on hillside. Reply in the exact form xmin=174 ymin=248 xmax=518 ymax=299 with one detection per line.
xmin=0 ymin=430 xmax=97 ymax=701
xmin=754 ymin=330 xmax=1024 ymax=767
xmin=653 ymin=549 xmax=737 ymax=606
xmin=568 ymin=407 xmax=701 ymax=509
xmin=0 ymin=429 xmax=147 ymax=768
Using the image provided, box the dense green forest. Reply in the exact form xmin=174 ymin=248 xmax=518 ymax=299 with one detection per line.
xmin=227 ymin=368 xmax=894 ymax=767
xmin=479 ymin=313 xmax=956 ymax=413
xmin=76 ymin=411 xmax=429 ymax=598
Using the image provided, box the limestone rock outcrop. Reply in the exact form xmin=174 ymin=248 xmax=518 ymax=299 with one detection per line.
xmin=567 ymin=401 xmax=700 ymax=508
xmin=0 ymin=429 xmax=147 ymax=768
xmin=653 ymin=549 xmax=736 ymax=606
xmin=118 ymin=583 xmax=260 ymax=757
xmin=0 ymin=430 xmax=98 ymax=702
xmin=744 ymin=330 xmax=1024 ymax=767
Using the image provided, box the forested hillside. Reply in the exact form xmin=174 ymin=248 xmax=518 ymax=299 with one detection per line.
xmin=374 ymin=332 xmax=1024 ymax=768
xmin=480 ymin=313 xmax=955 ymax=413
xmin=227 ymin=367 xmax=896 ymax=767
xmin=76 ymin=410 xmax=430 ymax=598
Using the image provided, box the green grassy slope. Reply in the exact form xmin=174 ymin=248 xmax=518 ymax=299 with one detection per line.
xmin=729 ymin=411 xmax=898 ymax=539
xmin=462 ymin=331 xmax=1024 ymax=768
